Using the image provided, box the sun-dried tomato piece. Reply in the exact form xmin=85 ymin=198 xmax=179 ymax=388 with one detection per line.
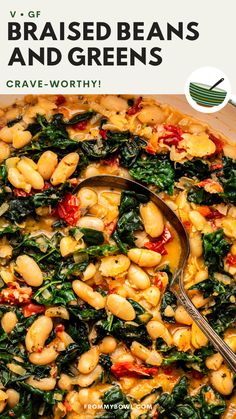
xmin=0 ymin=282 xmax=32 ymax=305
xmin=144 ymin=227 xmax=173 ymax=255
xmin=73 ymin=120 xmax=88 ymax=131
xmin=23 ymin=303 xmax=45 ymax=318
xmin=111 ymin=362 xmax=158 ymax=378
xmin=226 ymin=254 xmax=236 ymax=267
xmin=127 ymin=97 xmax=142 ymax=116
xmin=55 ymin=193 xmax=80 ymax=226
xmin=55 ymin=95 xmax=66 ymax=107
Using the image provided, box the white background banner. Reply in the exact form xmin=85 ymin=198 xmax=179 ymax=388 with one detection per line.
xmin=0 ymin=0 xmax=235 ymax=94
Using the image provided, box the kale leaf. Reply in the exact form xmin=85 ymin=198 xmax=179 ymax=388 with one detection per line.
xmin=160 ymin=267 xmax=176 ymax=324
xmin=80 ymin=131 xmax=130 ymax=159
xmin=187 ymin=187 xmax=222 ymax=205
xmin=113 ymin=190 xmax=148 ymax=250
xmin=203 ymin=229 xmax=230 ymax=273
xmin=99 ymin=385 xmax=131 ymax=419
xmin=219 ymin=157 xmax=236 ymax=203
xmin=119 ymin=136 xmax=147 ymax=167
xmin=175 ymin=159 xmax=210 ymax=181
xmin=129 ymin=155 xmax=175 ymax=195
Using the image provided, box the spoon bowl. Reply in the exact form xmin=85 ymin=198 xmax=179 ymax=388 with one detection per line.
xmin=75 ymin=175 xmax=236 ymax=373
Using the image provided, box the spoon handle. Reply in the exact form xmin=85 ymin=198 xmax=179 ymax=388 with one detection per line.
xmin=209 ymin=77 xmax=224 ymax=90
xmin=172 ymin=275 xmax=236 ymax=374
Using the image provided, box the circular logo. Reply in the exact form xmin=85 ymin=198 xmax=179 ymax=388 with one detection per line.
xmin=185 ymin=67 xmax=231 ymax=113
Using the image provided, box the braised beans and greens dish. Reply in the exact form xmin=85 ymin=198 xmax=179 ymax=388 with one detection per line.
xmin=0 ymin=95 xmax=235 ymax=418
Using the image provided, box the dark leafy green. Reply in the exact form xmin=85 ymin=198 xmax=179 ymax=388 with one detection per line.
xmin=96 ymin=316 xmax=152 ymax=347
xmin=119 ymin=136 xmax=147 ymax=167
xmin=113 ymin=190 xmax=148 ymax=249
xmin=79 ymin=228 xmax=104 ymax=245
xmin=220 ymin=157 xmax=236 ymax=203
xmin=81 ymin=131 xmax=130 ymax=159
xmin=187 ymin=187 xmax=222 ymax=205
xmin=175 ymin=159 xmax=210 ymax=181
xmin=99 ymin=385 xmax=131 ymax=419
xmin=156 ymin=377 xmax=226 ymax=418
xmin=160 ymin=267 xmax=176 ymax=324
xmin=130 ymin=155 xmax=175 ymax=194
xmin=203 ymin=229 xmax=230 ymax=273
xmin=128 ymin=299 xmax=152 ymax=324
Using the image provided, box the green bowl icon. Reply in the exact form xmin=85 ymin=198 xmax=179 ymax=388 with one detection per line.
xmin=189 ymin=82 xmax=227 ymax=107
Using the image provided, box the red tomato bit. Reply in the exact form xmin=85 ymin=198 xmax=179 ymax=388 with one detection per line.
xmin=144 ymin=227 xmax=173 ymax=255
xmin=23 ymin=303 xmax=45 ymax=318
xmin=111 ymin=362 xmax=158 ymax=378
xmin=99 ymin=129 xmax=107 ymax=140
xmin=73 ymin=120 xmax=88 ymax=131
xmin=197 ymin=206 xmax=223 ymax=221
xmin=0 ymin=282 xmax=32 ymax=305
xmin=127 ymin=97 xmax=142 ymax=116
xmin=159 ymin=124 xmax=183 ymax=146
xmin=209 ymin=133 xmax=224 ymax=155
xmin=55 ymin=193 xmax=80 ymax=226
xmin=64 ymin=400 xmax=73 ymax=412
xmin=55 ymin=324 xmax=65 ymax=334
xmin=145 ymin=143 xmax=157 ymax=155
xmin=55 ymin=95 xmax=66 ymax=107
xmin=226 ymin=254 xmax=236 ymax=267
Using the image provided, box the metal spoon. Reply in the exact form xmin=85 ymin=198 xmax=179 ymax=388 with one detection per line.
xmin=75 ymin=175 xmax=236 ymax=373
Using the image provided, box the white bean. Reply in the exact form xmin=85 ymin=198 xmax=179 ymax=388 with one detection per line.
xmin=16 ymin=255 xmax=43 ymax=286
xmin=58 ymin=374 xmax=73 ymax=391
xmin=189 ymin=211 xmax=206 ymax=231
xmin=146 ymin=320 xmax=173 ymax=345
xmin=191 ymin=322 xmax=208 ymax=348
xmin=6 ymin=389 xmax=20 ymax=408
xmin=17 ymin=158 xmax=44 ymax=189
xmin=72 ymin=280 xmax=106 ymax=309
xmin=189 ymin=234 xmax=203 ymax=257
xmin=45 ymin=306 xmax=69 ymax=320
xmin=8 ymin=167 xmax=31 ymax=193
xmin=78 ymin=347 xmax=99 ymax=374
xmin=99 ymin=336 xmax=117 ymax=354
xmin=78 ymin=188 xmax=98 ymax=209
xmin=25 ymin=316 xmax=53 ymax=352
xmin=50 ymin=152 xmax=79 ymax=185
xmin=106 ymin=294 xmax=136 ymax=321
xmin=0 ymin=141 xmax=10 ymax=163
xmin=127 ymin=264 xmax=150 ymax=289
xmin=76 ymin=365 xmax=103 ymax=387
xmin=100 ymin=95 xmax=128 ymax=112
xmin=26 ymin=376 xmax=56 ymax=391
xmin=172 ymin=328 xmax=191 ymax=352
xmin=99 ymin=255 xmax=130 ymax=277
xmin=128 ymin=248 xmax=161 ymax=267
xmin=77 ymin=216 xmax=104 ymax=231
xmin=1 ymin=311 xmax=18 ymax=334
xmin=138 ymin=106 xmax=165 ymax=125
xmin=29 ymin=346 xmax=58 ymax=365
xmin=142 ymin=286 xmax=161 ymax=306
xmin=174 ymin=306 xmax=192 ymax=325
xmin=140 ymin=202 xmax=164 ymax=238
xmin=12 ymin=130 xmax=32 ymax=149
xmin=60 ymin=236 xmax=77 ymax=257
xmin=205 ymin=353 xmax=223 ymax=370
xmin=82 ymin=263 xmax=96 ymax=281
xmin=0 ymin=126 xmax=13 ymax=143
xmin=210 ymin=365 xmax=234 ymax=395
xmin=130 ymin=341 xmax=151 ymax=361
xmin=37 ymin=151 xmax=58 ymax=180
